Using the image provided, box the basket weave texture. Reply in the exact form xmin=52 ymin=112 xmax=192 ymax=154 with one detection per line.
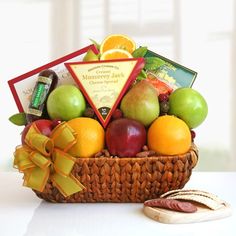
xmin=34 ymin=145 xmax=198 ymax=203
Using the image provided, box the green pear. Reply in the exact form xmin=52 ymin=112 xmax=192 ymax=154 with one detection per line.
xmin=120 ymin=80 xmax=160 ymax=126
xmin=83 ymin=49 xmax=100 ymax=62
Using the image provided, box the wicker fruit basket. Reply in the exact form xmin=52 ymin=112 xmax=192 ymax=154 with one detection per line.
xmin=9 ymin=36 xmax=207 ymax=204
xmin=34 ymin=145 xmax=198 ymax=203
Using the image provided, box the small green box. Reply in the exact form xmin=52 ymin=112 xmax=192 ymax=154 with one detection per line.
xmin=144 ymin=50 xmax=197 ymax=94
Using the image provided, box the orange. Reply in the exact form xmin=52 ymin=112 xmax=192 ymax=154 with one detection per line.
xmin=67 ymin=117 xmax=105 ymax=158
xmin=147 ymin=115 xmax=191 ymax=155
xmin=100 ymin=34 xmax=136 ymax=54
xmin=100 ymin=49 xmax=133 ymax=60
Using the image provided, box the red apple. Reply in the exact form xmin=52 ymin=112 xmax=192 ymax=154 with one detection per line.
xmin=21 ymin=119 xmax=53 ymax=144
xmin=106 ymin=118 xmax=146 ymax=157
xmin=51 ymin=119 xmax=62 ymax=129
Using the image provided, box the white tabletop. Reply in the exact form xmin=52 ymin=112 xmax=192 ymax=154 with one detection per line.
xmin=0 ymin=171 xmax=235 ymax=236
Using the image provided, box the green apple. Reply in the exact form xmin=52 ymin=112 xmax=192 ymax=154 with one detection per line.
xmin=168 ymin=87 xmax=208 ymax=128
xmin=47 ymin=85 xmax=86 ymax=121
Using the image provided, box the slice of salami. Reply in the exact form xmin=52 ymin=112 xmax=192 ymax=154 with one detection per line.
xmin=144 ymin=198 xmax=197 ymax=213
xmin=169 ymin=199 xmax=182 ymax=211
xmin=175 ymin=201 xmax=197 ymax=213
xmin=144 ymin=198 xmax=168 ymax=207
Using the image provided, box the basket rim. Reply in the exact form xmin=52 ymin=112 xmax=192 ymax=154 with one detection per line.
xmin=75 ymin=144 xmax=198 ymax=161
xmin=75 ymin=144 xmax=198 ymax=169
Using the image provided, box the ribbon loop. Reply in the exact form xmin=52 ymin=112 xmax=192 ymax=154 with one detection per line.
xmin=28 ymin=133 xmax=53 ymax=156
xmin=14 ymin=146 xmax=35 ymax=171
xmin=25 ymin=124 xmax=54 ymax=156
xmin=30 ymin=151 xmax=51 ymax=170
xmin=50 ymin=122 xmax=77 ymax=152
xmin=53 ymin=149 xmax=76 ymax=177
xmin=51 ymin=173 xmax=85 ymax=197
xmin=24 ymin=167 xmax=50 ymax=192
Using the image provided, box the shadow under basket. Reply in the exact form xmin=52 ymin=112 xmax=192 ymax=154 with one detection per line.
xmin=34 ymin=145 xmax=198 ymax=203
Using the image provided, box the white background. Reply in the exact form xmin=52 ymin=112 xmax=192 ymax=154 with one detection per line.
xmin=0 ymin=0 xmax=236 ymax=171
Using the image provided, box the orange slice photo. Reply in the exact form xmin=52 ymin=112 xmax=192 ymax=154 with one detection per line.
xmin=100 ymin=49 xmax=133 ymax=60
xmin=100 ymin=34 xmax=136 ymax=54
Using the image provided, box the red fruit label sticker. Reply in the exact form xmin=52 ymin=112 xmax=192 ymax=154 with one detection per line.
xmin=65 ymin=58 xmax=144 ymax=127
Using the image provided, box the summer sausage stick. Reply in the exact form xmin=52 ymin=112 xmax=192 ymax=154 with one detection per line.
xmin=144 ymin=198 xmax=197 ymax=213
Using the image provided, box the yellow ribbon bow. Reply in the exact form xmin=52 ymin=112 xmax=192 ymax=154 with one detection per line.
xmin=13 ymin=122 xmax=85 ymax=197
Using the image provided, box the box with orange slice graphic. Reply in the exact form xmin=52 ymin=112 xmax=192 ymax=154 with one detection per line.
xmin=8 ymin=34 xmax=207 ymax=203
